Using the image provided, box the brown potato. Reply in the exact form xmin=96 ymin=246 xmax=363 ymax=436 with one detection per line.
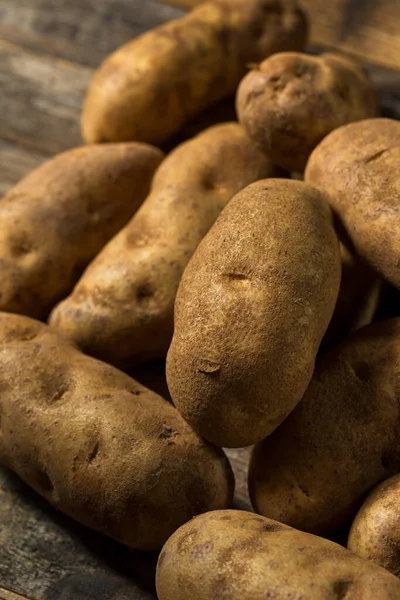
xmin=49 ymin=123 xmax=276 ymax=367
xmin=0 ymin=313 xmax=234 ymax=550
xmin=82 ymin=0 xmax=308 ymax=145
xmin=166 ymin=179 xmax=341 ymax=448
xmin=156 ymin=510 xmax=400 ymax=600
xmin=249 ymin=319 xmax=400 ymax=537
xmin=348 ymin=475 xmax=400 ymax=576
xmin=0 ymin=143 xmax=164 ymax=320
xmin=237 ymin=52 xmax=377 ymax=172
xmin=305 ymin=118 xmax=400 ymax=289
xmin=322 ymin=243 xmax=382 ymax=352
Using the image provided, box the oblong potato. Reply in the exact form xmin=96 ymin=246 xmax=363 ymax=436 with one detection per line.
xmin=82 ymin=0 xmax=308 ymax=145
xmin=156 ymin=510 xmax=400 ymax=600
xmin=0 ymin=313 xmax=234 ymax=550
xmin=249 ymin=319 xmax=400 ymax=537
xmin=348 ymin=475 xmax=400 ymax=576
xmin=166 ymin=179 xmax=341 ymax=448
xmin=49 ymin=123 xmax=276 ymax=367
xmin=322 ymin=243 xmax=382 ymax=352
xmin=305 ymin=118 xmax=400 ymax=289
xmin=0 ymin=143 xmax=164 ymax=320
xmin=237 ymin=52 xmax=377 ymax=172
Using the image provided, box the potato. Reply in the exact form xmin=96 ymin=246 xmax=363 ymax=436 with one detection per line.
xmin=156 ymin=510 xmax=400 ymax=600
xmin=322 ymin=243 xmax=382 ymax=352
xmin=49 ymin=123 xmax=276 ymax=367
xmin=348 ymin=475 xmax=400 ymax=576
xmin=0 ymin=143 xmax=163 ymax=320
xmin=249 ymin=319 xmax=400 ymax=537
xmin=166 ymin=179 xmax=341 ymax=448
xmin=82 ymin=0 xmax=308 ymax=145
xmin=305 ymin=118 xmax=400 ymax=289
xmin=0 ymin=313 xmax=234 ymax=550
xmin=236 ymin=52 xmax=377 ymax=172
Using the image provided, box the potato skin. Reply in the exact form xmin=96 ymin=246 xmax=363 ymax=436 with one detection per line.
xmin=237 ymin=52 xmax=378 ymax=172
xmin=305 ymin=118 xmax=400 ymax=289
xmin=49 ymin=124 xmax=276 ymax=367
xmin=156 ymin=510 xmax=400 ymax=600
xmin=348 ymin=475 xmax=400 ymax=576
xmin=82 ymin=0 xmax=308 ymax=145
xmin=249 ymin=319 xmax=400 ymax=537
xmin=166 ymin=179 xmax=341 ymax=448
xmin=322 ymin=243 xmax=382 ymax=352
xmin=0 ymin=313 xmax=234 ymax=550
xmin=0 ymin=143 xmax=163 ymax=320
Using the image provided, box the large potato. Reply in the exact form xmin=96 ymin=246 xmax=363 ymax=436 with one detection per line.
xmin=348 ymin=475 xmax=400 ymax=576
xmin=322 ymin=243 xmax=382 ymax=352
xmin=156 ymin=510 xmax=400 ymax=600
xmin=237 ymin=52 xmax=377 ymax=172
xmin=82 ymin=0 xmax=308 ymax=145
xmin=0 ymin=144 xmax=163 ymax=320
xmin=166 ymin=179 xmax=341 ymax=448
xmin=305 ymin=118 xmax=400 ymax=289
xmin=49 ymin=124 xmax=276 ymax=367
xmin=0 ymin=313 xmax=234 ymax=550
xmin=249 ymin=319 xmax=400 ymax=537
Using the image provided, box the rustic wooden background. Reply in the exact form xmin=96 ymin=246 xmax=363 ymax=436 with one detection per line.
xmin=0 ymin=1 xmax=400 ymax=599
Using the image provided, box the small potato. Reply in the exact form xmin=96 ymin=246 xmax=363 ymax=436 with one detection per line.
xmin=166 ymin=179 xmax=341 ymax=448
xmin=305 ymin=118 xmax=400 ymax=289
xmin=0 ymin=313 xmax=234 ymax=550
xmin=156 ymin=510 xmax=400 ymax=600
xmin=82 ymin=0 xmax=308 ymax=145
xmin=237 ymin=52 xmax=378 ymax=172
xmin=249 ymin=319 xmax=400 ymax=537
xmin=50 ymin=124 xmax=276 ymax=367
xmin=322 ymin=243 xmax=382 ymax=352
xmin=0 ymin=143 xmax=164 ymax=320
xmin=348 ymin=475 xmax=400 ymax=576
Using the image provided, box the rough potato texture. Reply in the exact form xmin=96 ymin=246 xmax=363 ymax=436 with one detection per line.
xmin=305 ymin=118 xmax=400 ymax=289
xmin=82 ymin=0 xmax=308 ymax=145
xmin=166 ymin=179 xmax=341 ymax=448
xmin=0 ymin=313 xmax=234 ymax=550
xmin=156 ymin=510 xmax=400 ymax=600
xmin=348 ymin=475 xmax=400 ymax=576
xmin=249 ymin=319 xmax=400 ymax=537
xmin=0 ymin=143 xmax=164 ymax=320
xmin=322 ymin=243 xmax=382 ymax=352
xmin=237 ymin=52 xmax=377 ymax=172
xmin=49 ymin=124 xmax=276 ymax=367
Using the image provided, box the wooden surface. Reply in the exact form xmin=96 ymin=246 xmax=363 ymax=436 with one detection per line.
xmin=0 ymin=1 xmax=399 ymax=599
xmin=161 ymin=0 xmax=400 ymax=72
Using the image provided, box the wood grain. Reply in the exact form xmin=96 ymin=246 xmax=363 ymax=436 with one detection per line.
xmin=0 ymin=0 xmax=183 ymax=67
xmin=0 ymin=139 xmax=47 ymax=198
xmin=0 ymin=39 xmax=90 ymax=155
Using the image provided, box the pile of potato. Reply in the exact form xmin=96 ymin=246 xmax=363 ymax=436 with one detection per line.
xmin=1 ymin=0 xmax=400 ymax=597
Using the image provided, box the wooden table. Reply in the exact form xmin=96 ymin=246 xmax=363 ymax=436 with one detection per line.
xmin=0 ymin=2 xmax=399 ymax=599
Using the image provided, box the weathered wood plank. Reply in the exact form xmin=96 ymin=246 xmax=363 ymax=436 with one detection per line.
xmin=0 ymin=0 xmax=183 ymax=68
xmin=302 ymin=0 xmax=400 ymax=72
xmin=0 ymin=39 xmax=91 ymax=155
xmin=0 ymin=139 xmax=48 ymax=197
